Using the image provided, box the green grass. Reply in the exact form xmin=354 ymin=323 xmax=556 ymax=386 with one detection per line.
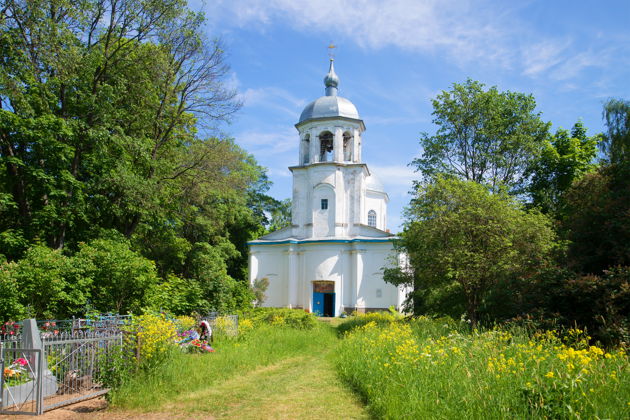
xmin=109 ymin=322 xmax=368 ymax=419
xmin=336 ymin=316 xmax=630 ymax=419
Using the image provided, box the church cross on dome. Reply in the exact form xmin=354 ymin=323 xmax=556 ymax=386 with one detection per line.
xmin=328 ymin=42 xmax=336 ymax=59
xmin=324 ymin=44 xmax=339 ymax=97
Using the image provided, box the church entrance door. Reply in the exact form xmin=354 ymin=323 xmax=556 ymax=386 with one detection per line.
xmin=312 ymin=281 xmax=335 ymax=317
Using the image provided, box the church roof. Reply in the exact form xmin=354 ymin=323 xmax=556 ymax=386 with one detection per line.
xmin=297 ymin=59 xmax=362 ymax=124
xmin=298 ymin=95 xmax=360 ymax=123
xmin=365 ymin=173 xmax=385 ymax=193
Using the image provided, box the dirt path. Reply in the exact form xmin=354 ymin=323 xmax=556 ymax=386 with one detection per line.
xmin=1 ymin=335 xmax=369 ymax=419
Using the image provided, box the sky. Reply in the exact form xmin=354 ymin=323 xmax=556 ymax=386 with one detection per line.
xmin=191 ymin=0 xmax=630 ymax=232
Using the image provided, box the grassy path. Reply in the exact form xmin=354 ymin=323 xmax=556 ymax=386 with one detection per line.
xmin=161 ymin=348 xmax=369 ymax=419
xmin=100 ymin=323 xmax=370 ymax=419
xmin=7 ymin=323 xmax=369 ymax=420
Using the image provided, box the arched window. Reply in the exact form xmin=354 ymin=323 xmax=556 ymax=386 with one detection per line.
xmin=319 ymin=131 xmax=333 ymax=162
xmin=343 ymin=132 xmax=352 ymax=161
xmin=303 ymin=134 xmax=310 ymax=164
xmin=368 ymin=210 xmax=377 ymax=227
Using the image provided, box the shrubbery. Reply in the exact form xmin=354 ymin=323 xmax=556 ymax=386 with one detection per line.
xmin=0 ymin=235 xmax=256 ymax=322
xmin=239 ymin=308 xmax=318 ymax=330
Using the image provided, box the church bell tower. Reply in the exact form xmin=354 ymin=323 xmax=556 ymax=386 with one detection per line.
xmin=289 ymin=59 xmax=388 ymax=239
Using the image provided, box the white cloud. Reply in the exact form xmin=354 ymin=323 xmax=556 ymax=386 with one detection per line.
xmin=236 ymin=126 xmax=298 ymax=157
xmin=521 ymin=39 xmax=570 ymax=76
xmin=369 ymin=164 xmax=416 ymax=197
xmin=239 ymin=86 xmax=307 ymax=116
xmin=209 ymin=0 xmax=512 ymax=64
xmin=550 ymin=49 xmax=611 ymax=81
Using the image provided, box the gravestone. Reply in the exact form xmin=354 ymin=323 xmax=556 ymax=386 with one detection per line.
xmin=21 ymin=319 xmax=58 ymax=398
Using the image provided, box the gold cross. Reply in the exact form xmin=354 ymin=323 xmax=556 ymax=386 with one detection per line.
xmin=328 ymin=42 xmax=336 ymax=60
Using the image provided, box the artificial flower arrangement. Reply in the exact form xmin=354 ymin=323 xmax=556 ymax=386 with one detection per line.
xmin=2 ymin=357 xmax=30 ymax=388
xmin=1 ymin=321 xmax=20 ymax=336
xmin=40 ymin=321 xmax=60 ymax=339
xmin=177 ymin=329 xmax=214 ymax=353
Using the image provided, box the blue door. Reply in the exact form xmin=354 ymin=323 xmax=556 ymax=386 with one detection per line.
xmin=312 ymin=292 xmax=324 ymax=316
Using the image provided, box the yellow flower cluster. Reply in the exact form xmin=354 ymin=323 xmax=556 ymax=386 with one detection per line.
xmin=175 ymin=315 xmax=196 ymax=331
xmin=338 ymin=319 xmax=630 ymax=418
xmin=239 ymin=318 xmax=254 ymax=334
xmin=134 ymin=313 xmax=178 ymax=365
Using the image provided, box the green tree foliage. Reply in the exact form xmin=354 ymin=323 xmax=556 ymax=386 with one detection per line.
xmin=74 ymin=237 xmax=159 ymax=313
xmin=412 ymin=79 xmax=550 ymax=192
xmin=144 ymin=274 xmax=205 ymax=315
xmin=389 ymin=177 xmax=556 ymax=325
xmin=0 ymin=262 xmax=27 ymax=320
xmin=265 ymin=198 xmax=292 ymax=233
xmin=6 ymin=246 xmax=91 ymax=319
xmin=526 ymin=121 xmax=602 ymax=216
xmin=562 ymin=165 xmax=630 ymax=274
xmin=601 ymin=98 xmax=630 ymax=165
xmin=0 ymin=0 xmax=271 ymax=316
xmin=252 ymin=277 xmax=270 ymax=307
xmin=558 ymin=98 xmax=630 ymax=275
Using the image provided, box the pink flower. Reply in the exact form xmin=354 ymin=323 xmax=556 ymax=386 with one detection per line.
xmin=15 ymin=358 xmax=27 ymax=366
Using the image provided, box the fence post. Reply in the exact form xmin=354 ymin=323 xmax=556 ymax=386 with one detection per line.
xmin=0 ymin=342 xmax=4 ymax=409
xmin=36 ymin=349 xmax=43 ymax=415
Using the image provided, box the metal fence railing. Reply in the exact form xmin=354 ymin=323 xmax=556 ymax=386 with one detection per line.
xmin=0 ymin=346 xmax=43 ymax=415
xmin=41 ymin=330 xmax=122 ymax=412
xmin=1 ymin=320 xmax=124 ymax=416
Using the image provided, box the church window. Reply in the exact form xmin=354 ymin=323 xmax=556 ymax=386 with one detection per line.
xmin=321 ymin=199 xmax=328 ymax=210
xmin=368 ymin=210 xmax=377 ymax=227
xmin=303 ymin=134 xmax=310 ymax=164
xmin=343 ymin=132 xmax=352 ymax=161
xmin=319 ymin=131 xmax=333 ymax=162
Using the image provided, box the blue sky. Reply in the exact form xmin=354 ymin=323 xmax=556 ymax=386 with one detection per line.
xmin=192 ymin=0 xmax=629 ymax=232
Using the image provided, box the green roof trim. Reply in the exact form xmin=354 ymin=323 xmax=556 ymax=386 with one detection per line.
xmin=248 ymin=237 xmax=395 ymax=246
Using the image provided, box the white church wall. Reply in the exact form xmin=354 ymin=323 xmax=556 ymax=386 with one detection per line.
xmin=355 ymin=242 xmax=399 ymax=310
xmin=365 ymin=192 xmax=387 ymax=230
xmin=250 ymin=246 xmax=289 ymax=308
xmin=312 ymin=183 xmax=335 ymax=237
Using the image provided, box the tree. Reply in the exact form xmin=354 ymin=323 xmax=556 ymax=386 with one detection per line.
xmin=601 ymin=98 xmax=630 ymax=165
xmin=559 ymin=99 xmax=630 ymax=274
xmin=562 ymin=167 xmax=630 ymax=274
xmin=412 ymin=79 xmax=550 ymax=192
xmin=526 ymin=121 xmax=602 ymax=216
xmin=0 ymin=0 xmax=268 ymax=314
xmin=74 ymin=237 xmax=159 ymax=314
xmin=266 ymin=198 xmax=292 ymax=233
xmin=0 ymin=0 xmax=242 ymax=252
xmin=391 ymin=177 xmax=556 ymax=325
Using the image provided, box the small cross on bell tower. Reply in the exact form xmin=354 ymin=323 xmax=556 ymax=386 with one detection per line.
xmin=328 ymin=42 xmax=336 ymax=60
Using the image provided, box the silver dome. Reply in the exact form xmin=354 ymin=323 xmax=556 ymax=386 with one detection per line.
xmin=298 ymin=95 xmax=360 ymax=124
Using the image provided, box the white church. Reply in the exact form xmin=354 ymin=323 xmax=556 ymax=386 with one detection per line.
xmin=248 ymin=59 xmax=408 ymax=316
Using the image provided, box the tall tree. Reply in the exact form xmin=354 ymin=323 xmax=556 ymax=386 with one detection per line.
xmin=601 ymin=98 xmax=630 ymax=165
xmin=526 ymin=121 xmax=602 ymax=216
xmin=387 ymin=177 xmax=556 ymax=325
xmin=0 ymin=0 xmax=242 ymax=254
xmin=412 ymin=79 xmax=550 ymax=192
xmin=0 ymin=0 xmax=268 ymax=314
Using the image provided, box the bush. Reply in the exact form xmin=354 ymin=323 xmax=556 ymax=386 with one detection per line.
xmin=240 ymin=308 xmax=317 ymax=330
xmin=75 ymin=238 xmax=159 ymax=314
xmin=336 ymin=310 xmax=404 ymax=335
xmin=125 ymin=312 xmax=178 ymax=370
xmin=0 ymin=263 xmax=26 ymax=322
xmin=8 ymin=246 xmax=91 ymax=319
